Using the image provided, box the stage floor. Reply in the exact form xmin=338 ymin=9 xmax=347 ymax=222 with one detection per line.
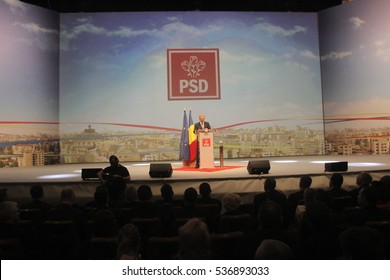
xmin=2 ymin=155 xmax=390 ymax=204
xmin=1 ymin=155 xmax=390 ymax=183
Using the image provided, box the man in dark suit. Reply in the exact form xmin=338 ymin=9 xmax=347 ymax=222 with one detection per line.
xmin=193 ymin=114 xmax=211 ymax=167
xmin=194 ymin=114 xmax=211 ymax=133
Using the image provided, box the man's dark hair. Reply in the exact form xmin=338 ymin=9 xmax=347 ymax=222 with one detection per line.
xmin=199 ymin=182 xmax=211 ymax=197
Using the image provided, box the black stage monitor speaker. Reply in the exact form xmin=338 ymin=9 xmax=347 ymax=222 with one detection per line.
xmin=325 ymin=161 xmax=348 ymax=172
xmin=81 ymin=168 xmax=102 ymax=180
xmin=247 ymin=160 xmax=270 ymax=175
xmin=149 ymin=163 xmax=173 ymax=178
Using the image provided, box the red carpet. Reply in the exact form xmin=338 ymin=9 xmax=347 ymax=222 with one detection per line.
xmin=174 ymin=166 xmax=244 ymax=172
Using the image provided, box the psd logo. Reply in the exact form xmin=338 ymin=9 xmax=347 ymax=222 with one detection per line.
xmin=202 ymin=138 xmax=211 ymax=147
xmin=167 ymin=49 xmax=220 ymax=101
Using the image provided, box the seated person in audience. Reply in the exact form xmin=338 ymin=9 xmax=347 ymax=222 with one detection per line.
xmin=314 ymin=188 xmax=332 ymax=208
xmin=21 ymin=184 xmax=52 ymax=220
xmin=84 ymin=185 xmax=104 ymax=209
xmin=92 ymin=209 xmax=119 ymax=238
xmin=235 ymin=200 xmax=297 ymax=259
xmin=132 ymin=185 xmax=159 ymax=218
xmin=350 ymin=172 xmax=372 ymax=206
xmin=87 ymin=187 xmax=124 ymax=230
xmin=339 ymin=226 xmax=385 ymax=260
xmin=123 ymin=186 xmax=139 ymax=209
xmin=197 ymin=182 xmax=222 ymax=211
xmin=287 ymin=176 xmax=312 ymax=223
xmin=155 ymin=183 xmax=183 ymax=207
xmin=377 ymin=175 xmax=390 ymax=212
xmin=0 ymin=201 xmax=21 ymax=231
xmin=299 ymin=201 xmax=342 ymax=259
xmin=357 ymin=186 xmax=390 ymax=222
xmin=151 ymin=203 xmax=179 ymax=237
xmin=0 ymin=188 xmax=8 ymax=202
xmin=47 ymin=188 xmax=86 ymax=241
xmin=295 ymin=188 xmax=316 ymax=226
xmin=176 ymin=218 xmax=211 ymax=260
xmin=116 ymin=223 xmax=141 ymax=260
xmin=327 ymin=173 xmax=350 ymax=197
xmin=253 ymin=178 xmax=289 ymax=228
xmin=221 ymin=193 xmax=244 ymax=216
xmin=254 ymin=239 xmax=293 ymax=260
xmin=0 ymin=200 xmax=39 ymax=258
xmin=181 ymin=187 xmax=207 ymax=219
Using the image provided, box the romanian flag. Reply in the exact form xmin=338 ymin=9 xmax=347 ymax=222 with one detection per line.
xmin=188 ymin=110 xmax=197 ymax=162
xmin=179 ymin=110 xmax=189 ymax=161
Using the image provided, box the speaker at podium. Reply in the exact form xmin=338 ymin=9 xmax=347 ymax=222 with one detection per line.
xmin=247 ymin=160 xmax=270 ymax=174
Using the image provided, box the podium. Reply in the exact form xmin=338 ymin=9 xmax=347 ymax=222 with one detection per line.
xmin=198 ymin=130 xmax=214 ymax=168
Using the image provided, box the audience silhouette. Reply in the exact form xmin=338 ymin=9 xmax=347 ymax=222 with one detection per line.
xmin=339 ymin=226 xmax=385 ymax=259
xmin=155 ymin=183 xmax=183 ymax=207
xmin=197 ymin=182 xmax=222 ymax=211
xmin=176 ymin=218 xmax=211 ymax=259
xmin=287 ymin=176 xmax=312 ymax=223
xmin=47 ymin=188 xmax=86 ymax=242
xmin=4 ymin=170 xmax=390 ymax=260
xmin=327 ymin=173 xmax=350 ymax=197
xmin=21 ymin=185 xmax=52 ymax=220
xmin=350 ymin=172 xmax=373 ymax=206
xmin=254 ymin=239 xmax=293 ymax=260
xmin=133 ymin=185 xmax=159 ymax=218
xmin=116 ymin=223 xmax=141 ymax=259
xmin=253 ymin=177 xmax=289 ymax=227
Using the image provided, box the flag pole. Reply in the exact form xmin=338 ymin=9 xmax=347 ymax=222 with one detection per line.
xmin=180 ymin=109 xmax=190 ymax=167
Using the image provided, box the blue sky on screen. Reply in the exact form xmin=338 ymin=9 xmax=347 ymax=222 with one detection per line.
xmin=320 ymin=0 xmax=390 ymax=128
xmin=2 ymin=0 xmax=390 ymax=136
xmin=59 ymin=11 xmax=323 ymax=132
xmin=0 ymin=0 xmax=58 ymax=126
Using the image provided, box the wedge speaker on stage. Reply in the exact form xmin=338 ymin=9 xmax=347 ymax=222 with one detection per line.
xmin=81 ymin=168 xmax=102 ymax=180
xmin=324 ymin=161 xmax=348 ymax=172
xmin=149 ymin=163 xmax=173 ymax=178
xmin=247 ymin=160 xmax=270 ymax=174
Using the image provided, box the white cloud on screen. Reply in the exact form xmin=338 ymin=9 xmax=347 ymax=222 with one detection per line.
xmin=349 ymin=16 xmax=365 ymax=29
xmin=108 ymin=26 xmax=157 ymax=38
xmin=61 ymin=22 xmax=107 ymax=40
xmin=321 ymin=51 xmax=352 ymax=61
xmin=252 ymin=22 xmax=306 ymax=37
xmin=15 ymin=22 xmax=58 ymax=51
xmin=300 ymin=50 xmax=318 ymax=60
xmin=61 ymin=17 xmax=221 ymax=51
xmin=3 ymin=0 xmax=26 ymax=13
xmin=374 ymin=39 xmax=390 ymax=61
xmin=17 ymin=22 xmax=58 ymax=34
xmin=284 ymin=60 xmax=310 ymax=73
xmin=159 ymin=21 xmax=223 ymax=39
xmin=219 ymin=50 xmax=265 ymax=63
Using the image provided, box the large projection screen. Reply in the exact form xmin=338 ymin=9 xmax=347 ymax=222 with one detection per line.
xmin=59 ymin=11 xmax=324 ymax=163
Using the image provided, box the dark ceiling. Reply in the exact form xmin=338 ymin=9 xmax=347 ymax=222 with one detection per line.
xmin=20 ymin=0 xmax=343 ymax=13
